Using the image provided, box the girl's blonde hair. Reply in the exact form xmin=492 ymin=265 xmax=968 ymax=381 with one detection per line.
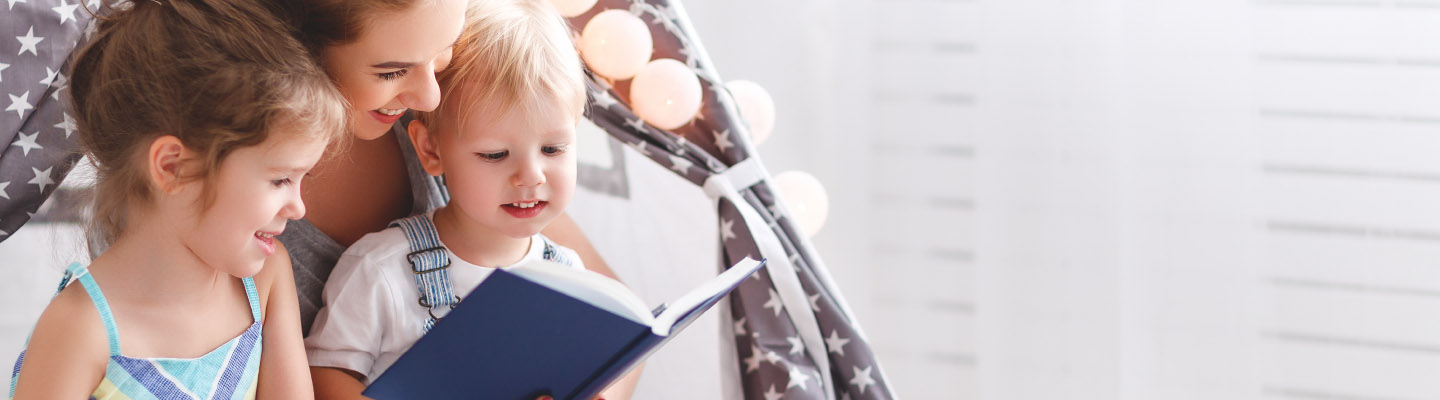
xmin=72 ymin=0 xmax=348 ymax=245
xmin=417 ymin=0 xmax=587 ymax=136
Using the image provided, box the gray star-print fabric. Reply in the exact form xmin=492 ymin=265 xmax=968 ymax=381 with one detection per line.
xmin=0 ymin=0 xmax=94 ymax=239
xmin=571 ymin=1 xmax=896 ymax=398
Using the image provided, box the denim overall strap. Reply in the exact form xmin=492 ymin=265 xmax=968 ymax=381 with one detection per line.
xmin=539 ymin=236 xmax=568 ymax=265
xmin=389 ymin=215 xmax=457 ymax=333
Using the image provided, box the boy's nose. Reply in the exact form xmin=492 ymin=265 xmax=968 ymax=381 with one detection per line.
xmin=511 ymin=159 xmax=547 ymax=187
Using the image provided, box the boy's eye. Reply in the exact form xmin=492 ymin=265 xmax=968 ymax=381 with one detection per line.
xmin=270 ymin=178 xmax=293 ymax=187
xmin=377 ymin=69 xmax=409 ymax=81
xmin=542 ymin=145 xmax=567 ymax=156
xmin=476 ymin=151 xmax=508 ymax=161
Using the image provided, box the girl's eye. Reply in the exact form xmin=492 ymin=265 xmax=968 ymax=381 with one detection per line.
xmin=378 ymin=69 xmax=409 ymax=81
xmin=270 ymin=178 xmax=293 ymax=187
xmin=542 ymin=145 xmax=567 ymax=156
xmin=476 ymin=151 xmax=508 ymax=162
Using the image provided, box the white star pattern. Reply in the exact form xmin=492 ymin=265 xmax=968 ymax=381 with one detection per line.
xmin=744 ymin=344 xmax=763 ymax=372
xmin=39 ymin=67 xmax=58 ymax=86
xmin=5 ymin=0 xmax=25 ymax=11
xmin=626 ymin=117 xmax=647 ymax=132
xmin=55 ymin=113 xmax=75 ymax=138
xmin=634 ymin=141 xmax=651 ymax=156
xmin=785 ymin=365 xmax=810 ymax=391
xmin=16 ymin=27 xmax=44 ymax=56
xmin=763 ymin=350 xmax=782 ymax=364
xmin=825 ymin=330 xmax=851 ymax=357
xmin=849 ymin=365 xmax=876 ymax=395
xmin=763 ymin=385 xmax=784 ymax=400
xmin=786 ymin=336 xmax=803 ymax=355
xmin=842 ymin=393 xmax=852 ymax=400
xmin=590 ymin=89 xmax=618 ymax=110
xmin=7 ymin=91 xmax=33 ymax=118
xmin=733 ymin=316 xmax=747 ymax=336
xmin=667 ymin=154 xmax=693 ymax=174
xmin=53 ymin=1 xmax=79 ymax=24
xmin=721 ymin=217 xmax=736 ymax=241
xmin=50 ymin=71 xmax=67 ymax=90
xmin=809 ymin=293 xmax=822 ymax=313
xmin=0 ymin=181 xmax=9 ymax=200
xmin=763 ymin=288 xmax=784 ymax=316
xmin=0 ymin=62 xmax=8 ymax=82
xmin=713 ymin=129 xmax=733 ymax=152
xmin=11 ymin=131 xmax=42 ymax=156
xmin=28 ymin=167 xmax=54 ymax=192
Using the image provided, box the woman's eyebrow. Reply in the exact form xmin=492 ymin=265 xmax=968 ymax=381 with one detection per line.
xmin=371 ymin=61 xmax=416 ymax=69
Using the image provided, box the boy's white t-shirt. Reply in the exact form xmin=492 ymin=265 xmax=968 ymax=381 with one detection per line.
xmin=304 ymin=220 xmax=583 ymax=384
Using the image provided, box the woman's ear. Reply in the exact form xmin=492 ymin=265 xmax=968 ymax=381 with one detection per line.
xmin=407 ymin=120 xmax=446 ymax=177
xmin=146 ymin=135 xmax=191 ymax=195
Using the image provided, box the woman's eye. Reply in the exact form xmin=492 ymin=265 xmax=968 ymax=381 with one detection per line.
xmin=378 ymin=69 xmax=409 ymax=81
xmin=477 ymin=151 xmax=508 ymax=161
xmin=542 ymin=145 xmax=566 ymax=156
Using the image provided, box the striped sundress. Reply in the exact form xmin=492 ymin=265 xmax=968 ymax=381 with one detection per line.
xmin=9 ymin=262 xmax=263 ymax=399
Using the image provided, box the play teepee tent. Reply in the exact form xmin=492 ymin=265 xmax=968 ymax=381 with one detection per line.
xmin=559 ymin=0 xmax=896 ymax=398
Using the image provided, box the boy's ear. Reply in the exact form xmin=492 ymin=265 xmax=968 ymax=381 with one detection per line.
xmin=146 ymin=135 xmax=192 ymax=195
xmin=407 ymin=120 xmax=445 ymax=176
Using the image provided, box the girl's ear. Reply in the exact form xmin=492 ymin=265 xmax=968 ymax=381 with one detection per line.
xmin=407 ymin=120 xmax=446 ymax=177
xmin=146 ymin=135 xmax=192 ymax=195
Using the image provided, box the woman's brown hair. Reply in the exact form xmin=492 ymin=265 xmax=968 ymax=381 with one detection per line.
xmin=72 ymin=0 xmax=348 ymax=245
xmin=268 ymin=0 xmax=420 ymax=60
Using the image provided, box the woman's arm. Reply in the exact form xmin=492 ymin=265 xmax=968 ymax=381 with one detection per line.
xmin=256 ymin=243 xmax=315 ymax=398
xmin=9 ymin=287 xmax=109 ymax=399
xmin=543 ymin=212 xmax=618 ymax=280
xmin=312 ymin=366 xmax=370 ymax=399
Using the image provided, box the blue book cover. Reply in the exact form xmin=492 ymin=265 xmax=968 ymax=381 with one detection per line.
xmin=363 ymin=257 xmax=766 ymax=400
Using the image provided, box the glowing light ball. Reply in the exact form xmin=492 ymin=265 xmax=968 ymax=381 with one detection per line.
xmin=725 ymin=80 xmax=776 ymax=145
xmin=772 ymin=171 xmax=829 ymax=237
xmin=548 ymin=0 xmax=597 ymax=17
xmin=579 ymin=10 xmax=653 ymax=80
xmin=629 ymin=59 xmax=702 ymax=130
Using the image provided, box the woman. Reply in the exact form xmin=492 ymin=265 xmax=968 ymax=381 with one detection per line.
xmin=267 ymin=0 xmax=638 ymax=397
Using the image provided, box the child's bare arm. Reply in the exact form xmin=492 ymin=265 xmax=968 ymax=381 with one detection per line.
xmin=9 ymin=287 xmax=108 ymax=399
xmin=256 ymin=243 xmax=315 ymax=398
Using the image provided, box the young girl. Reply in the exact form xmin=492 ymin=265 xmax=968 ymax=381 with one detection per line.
xmin=302 ymin=0 xmax=637 ymax=398
xmin=8 ymin=0 xmax=347 ymax=398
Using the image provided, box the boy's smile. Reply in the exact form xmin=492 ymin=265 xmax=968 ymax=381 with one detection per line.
xmin=413 ymin=96 xmax=579 ymax=266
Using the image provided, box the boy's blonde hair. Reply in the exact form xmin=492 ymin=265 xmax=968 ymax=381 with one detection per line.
xmin=418 ymin=0 xmax=587 ymax=136
xmin=72 ymin=0 xmax=348 ymax=245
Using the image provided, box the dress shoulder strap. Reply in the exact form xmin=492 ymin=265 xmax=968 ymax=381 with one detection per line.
xmin=61 ymin=263 xmax=123 ymax=356
xmin=241 ymin=277 xmax=261 ymax=323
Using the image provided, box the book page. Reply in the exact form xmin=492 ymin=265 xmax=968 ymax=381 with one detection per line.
xmin=652 ymin=258 xmax=766 ymax=336
xmin=507 ymin=259 xmax=655 ymax=325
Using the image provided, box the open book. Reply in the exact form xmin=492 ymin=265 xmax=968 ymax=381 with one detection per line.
xmin=363 ymin=257 xmax=767 ymax=400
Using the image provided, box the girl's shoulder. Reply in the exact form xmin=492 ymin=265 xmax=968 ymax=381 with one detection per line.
xmin=250 ymin=241 xmax=299 ymax=319
xmin=19 ymin=281 xmax=112 ymax=377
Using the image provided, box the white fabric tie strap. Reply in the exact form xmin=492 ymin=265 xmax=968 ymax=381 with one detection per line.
xmin=702 ymin=157 xmax=837 ymax=399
